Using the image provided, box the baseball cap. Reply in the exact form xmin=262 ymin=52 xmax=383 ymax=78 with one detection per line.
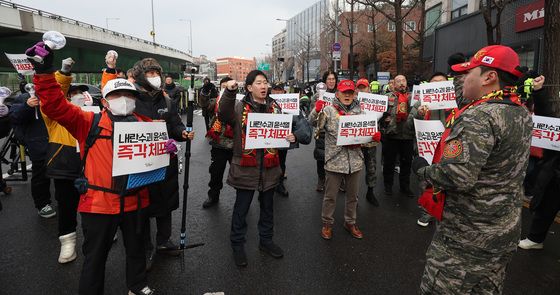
xmin=102 ymin=78 xmax=138 ymax=98
xmin=451 ymin=45 xmax=523 ymax=78
xmin=337 ymin=80 xmax=355 ymax=92
xmin=271 ymin=82 xmax=284 ymax=90
xmin=68 ymin=84 xmax=89 ymax=94
xmin=356 ymin=78 xmax=369 ymax=88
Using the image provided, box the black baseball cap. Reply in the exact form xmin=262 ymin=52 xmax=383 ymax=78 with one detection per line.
xmin=271 ymin=82 xmax=284 ymax=90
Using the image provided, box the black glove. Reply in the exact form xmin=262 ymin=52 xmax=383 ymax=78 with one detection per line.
xmin=412 ymin=156 xmax=429 ymax=175
xmin=25 ymin=41 xmax=54 ymax=74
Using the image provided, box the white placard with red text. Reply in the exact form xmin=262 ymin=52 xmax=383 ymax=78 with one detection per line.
xmin=245 ymin=113 xmax=292 ymax=149
xmin=319 ymin=92 xmax=335 ymax=107
xmin=336 ymin=114 xmax=378 ymax=146
xmin=270 ymin=93 xmax=300 ymax=115
xmin=414 ymin=119 xmax=445 ymax=164
xmin=358 ymin=92 xmax=388 ymax=119
xmin=419 ymin=81 xmax=457 ymax=110
xmin=5 ymin=53 xmax=35 ymax=75
xmin=411 ymin=85 xmax=421 ymax=106
xmin=112 ymin=122 xmax=170 ymax=176
xmin=531 ymin=115 xmax=560 ymax=151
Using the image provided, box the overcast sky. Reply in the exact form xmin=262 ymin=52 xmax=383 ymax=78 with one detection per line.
xmin=13 ymin=0 xmax=319 ymax=60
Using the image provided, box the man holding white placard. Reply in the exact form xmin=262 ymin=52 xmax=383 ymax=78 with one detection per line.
xmin=314 ymin=79 xmax=381 ymax=240
xmin=218 ymin=70 xmax=310 ymax=267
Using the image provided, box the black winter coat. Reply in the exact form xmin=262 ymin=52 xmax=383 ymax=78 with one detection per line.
xmin=9 ymin=93 xmax=49 ymax=162
xmin=134 ymin=88 xmax=186 ymax=217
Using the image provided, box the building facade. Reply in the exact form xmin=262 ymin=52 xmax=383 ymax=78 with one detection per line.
xmin=271 ymin=29 xmax=287 ymax=82
xmin=216 ymin=57 xmax=257 ymax=82
xmin=424 ymin=0 xmax=544 ymax=73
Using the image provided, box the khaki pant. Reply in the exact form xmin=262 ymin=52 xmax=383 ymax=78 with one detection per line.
xmin=322 ymin=170 xmax=361 ymax=225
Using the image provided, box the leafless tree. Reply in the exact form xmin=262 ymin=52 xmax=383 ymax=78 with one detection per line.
xmin=542 ymin=0 xmax=560 ymax=116
xmin=479 ymin=0 xmax=514 ymax=45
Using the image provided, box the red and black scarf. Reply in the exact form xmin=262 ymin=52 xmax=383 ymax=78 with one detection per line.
xmin=395 ymin=92 xmax=409 ymax=122
xmin=240 ymin=102 xmax=281 ymax=168
xmin=206 ymin=94 xmax=233 ymax=142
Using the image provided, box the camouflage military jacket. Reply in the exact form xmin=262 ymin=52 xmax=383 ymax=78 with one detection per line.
xmin=321 ymin=98 xmax=364 ymax=174
xmin=417 ymin=101 xmax=532 ymax=254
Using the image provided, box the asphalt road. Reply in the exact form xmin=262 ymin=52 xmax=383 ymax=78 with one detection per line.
xmin=0 ymin=114 xmax=559 ymax=295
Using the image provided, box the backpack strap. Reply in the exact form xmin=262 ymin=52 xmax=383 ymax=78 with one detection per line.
xmin=80 ymin=113 xmax=111 ymax=176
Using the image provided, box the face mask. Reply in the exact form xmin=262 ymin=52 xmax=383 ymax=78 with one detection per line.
xmin=105 ymin=96 xmax=136 ymax=116
xmin=147 ymin=76 xmax=161 ymax=89
xmin=70 ymin=94 xmax=85 ymax=106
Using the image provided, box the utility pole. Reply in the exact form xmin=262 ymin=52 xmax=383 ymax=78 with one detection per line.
xmin=334 ymin=0 xmax=339 ymax=72
xmin=150 ymin=0 xmax=156 ymax=44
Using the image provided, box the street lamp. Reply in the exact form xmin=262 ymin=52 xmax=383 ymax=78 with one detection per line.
xmin=150 ymin=0 xmax=156 ymax=44
xmin=179 ymin=19 xmax=193 ymax=57
xmin=105 ymin=17 xmax=119 ymax=30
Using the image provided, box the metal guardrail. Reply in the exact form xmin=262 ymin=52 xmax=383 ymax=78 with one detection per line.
xmin=0 ymin=0 xmax=191 ymax=57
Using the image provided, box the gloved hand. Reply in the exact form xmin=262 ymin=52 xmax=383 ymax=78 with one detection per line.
xmin=315 ymin=100 xmax=326 ymax=113
xmin=412 ymin=156 xmax=429 ymax=175
xmin=164 ymin=139 xmax=180 ymax=155
xmin=0 ymin=104 xmax=8 ymax=117
xmin=60 ymin=57 xmax=75 ymax=74
xmin=25 ymin=41 xmax=54 ymax=74
xmin=105 ymin=50 xmax=117 ymax=69
xmin=372 ymin=132 xmax=381 ymax=142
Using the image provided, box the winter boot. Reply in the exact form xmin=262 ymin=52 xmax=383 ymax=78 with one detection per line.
xmin=58 ymin=232 xmax=77 ymax=263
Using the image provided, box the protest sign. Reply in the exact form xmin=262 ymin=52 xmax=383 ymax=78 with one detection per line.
xmin=245 ymin=113 xmax=292 ymax=149
xmin=336 ymin=114 xmax=378 ymax=146
xmin=5 ymin=53 xmax=35 ymax=75
xmin=271 ymin=93 xmax=300 ymax=115
xmin=411 ymin=85 xmax=421 ymax=106
xmin=414 ymin=119 xmax=446 ymax=164
xmin=358 ymin=92 xmax=388 ymax=119
xmin=112 ymin=122 xmax=170 ymax=176
xmin=531 ymin=115 xmax=560 ymax=151
xmin=320 ymin=92 xmax=335 ymax=107
xmin=419 ymin=81 xmax=457 ymax=110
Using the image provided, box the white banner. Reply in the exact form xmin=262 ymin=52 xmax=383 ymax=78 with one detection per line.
xmin=112 ymin=122 xmax=170 ymax=177
xmin=245 ymin=113 xmax=292 ymax=149
xmin=5 ymin=53 xmax=35 ymax=75
xmin=531 ymin=115 xmax=560 ymax=151
xmin=319 ymin=92 xmax=335 ymax=107
xmin=270 ymin=93 xmax=300 ymax=115
xmin=358 ymin=92 xmax=388 ymax=119
xmin=336 ymin=114 xmax=378 ymax=146
xmin=414 ymin=119 xmax=446 ymax=165
xmin=419 ymin=81 xmax=457 ymax=110
xmin=411 ymin=85 xmax=421 ymax=106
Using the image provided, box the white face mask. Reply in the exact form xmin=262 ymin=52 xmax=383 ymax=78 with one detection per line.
xmin=147 ymin=76 xmax=161 ymax=89
xmin=70 ymin=94 xmax=85 ymax=106
xmin=105 ymin=96 xmax=136 ymax=116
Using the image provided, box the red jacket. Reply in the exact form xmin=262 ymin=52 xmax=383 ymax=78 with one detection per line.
xmin=34 ymin=74 xmax=150 ymax=214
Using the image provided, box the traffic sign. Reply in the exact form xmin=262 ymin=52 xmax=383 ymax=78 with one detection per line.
xmin=333 ymin=51 xmax=341 ymax=61
xmin=257 ymin=63 xmax=270 ymax=71
xmin=332 ymin=42 xmax=341 ymax=52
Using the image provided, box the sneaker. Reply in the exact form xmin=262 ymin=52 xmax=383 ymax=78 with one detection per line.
xmin=275 ymin=182 xmax=289 ymax=197
xmin=38 ymin=204 xmax=56 ymax=218
xmin=321 ymin=224 xmax=332 ymax=240
xmin=259 ymin=242 xmax=284 ymax=259
xmin=202 ymin=197 xmax=219 ymax=209
xmin=344 ymin=223 xmax=363 ymax=239
xmin=128 ymin=286 xmax=155 ymax=295
xmin=233 ymin=247 xmax=248 ymax=267
xmin=417 ymin=213 xmax=433 ymax=227
xmin=58 ymin=232 xmax=77 ymax=264
xmin=156 ymin=240 xmax=181 ymax=256
xmin=394 ymin=166 xmax=400 ymax=174
xmin=365 ymin=187 xmax=379 ymax=207
xmin=518 ymin=238 xmax=544 ymax=250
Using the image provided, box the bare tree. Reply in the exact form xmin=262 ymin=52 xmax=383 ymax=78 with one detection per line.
xmin=479 ymin=0 xmax=514 ymax=45
xmin=543 ymin=0 xmax=560 ymax=116
xmin=357 ymin=0 xmax=420 ymax=74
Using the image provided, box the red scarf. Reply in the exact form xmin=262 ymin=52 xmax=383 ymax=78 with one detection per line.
xmin=240 ymin=103 xmax=281 ymax=168
xmin=395 ymin=92 xmax=409 ymax=122
xmin=206 ymin=94 xmax=234 ymax=142
xmin=418 ymin=87 xmax=521 ymax=221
